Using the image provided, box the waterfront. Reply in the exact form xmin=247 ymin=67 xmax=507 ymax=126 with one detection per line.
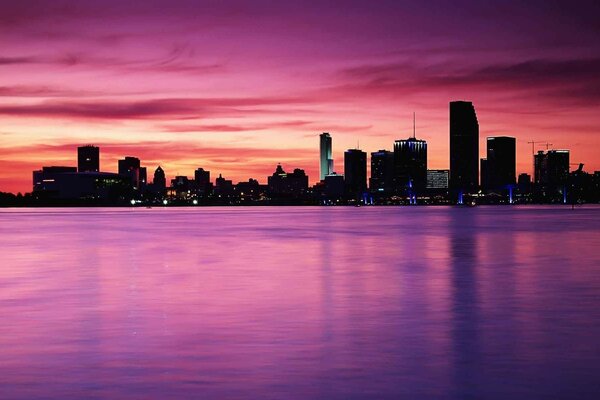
xmin=0 ymin=206 xmax=599 ymax=399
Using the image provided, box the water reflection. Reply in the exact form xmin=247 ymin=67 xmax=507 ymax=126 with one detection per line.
xmin=0 ymin=206 xmax=599 ymax=399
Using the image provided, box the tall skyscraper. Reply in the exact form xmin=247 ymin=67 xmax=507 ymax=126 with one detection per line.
xmin=319 ymin=132 xmax=333 ymax=181
xmin=118 ymin=156 xmax=141 ymax=189
xmin=393 ymin=137 xmax=427 ymax=191
xmin=344 ymin=149 xmax=367 ymax=197
xmin=484 ymin=136 xmax=516 ymax=190
xmin=370 ymin=150 xmax=394 ymax=193
xmin=449 ymin=101 xmax=479 ymax=192
xmin=77 ymin=145 xmax=99 ymax=172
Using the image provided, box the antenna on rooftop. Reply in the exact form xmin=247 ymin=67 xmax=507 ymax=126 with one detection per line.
xmin=413 ymin=112 xmax=416 ymax=139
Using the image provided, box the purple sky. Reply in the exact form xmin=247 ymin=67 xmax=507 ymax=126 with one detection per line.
xmin=1 ymin=0 xmax=599 ymax=192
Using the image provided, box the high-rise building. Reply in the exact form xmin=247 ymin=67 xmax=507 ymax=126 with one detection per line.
xmin=118 ymin=156 xmax=141 ymax=189
xmin=449 ymin=101 xmax=479 ymax=192
xmin=535 ymin=150 xmax=570 ymax=186
xmin=426 ymin=169 xmax=449 ymax=190
xmin=319 ymin=132 xmax=334 ymax=181
xmin=77 ymin=145 xmax=99 ymax=172
xmin=484 ymin=136 xmax=516 ymax=190
xmin=370 ymin=150 xmax=394 ymax=193
xmin=344 ymin=149 xmax=367 ymax=197
xmin=153 ymin=166 xmax=166 ymax=191
xmin=393 ymin=137 xmax=427 ymax=191
xmin=194 ymin=168 xmax=211 ymax=196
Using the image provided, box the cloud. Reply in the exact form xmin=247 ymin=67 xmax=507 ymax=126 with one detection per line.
xmin=0 ymin=96 xmax=318 ymax=120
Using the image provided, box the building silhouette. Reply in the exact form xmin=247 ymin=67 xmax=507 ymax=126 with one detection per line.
xmin=449 ymin=101 xmax=479 ymax=193
xmin=194 ymin=168 xmax=211 ymax=196
xmin=319 ymin=132 xmax=334 ymax=181
xmin=214 ymin=174 xmax=234 ymax=197
xmin=77 ymin=145 xmax=99 ymax=172
xmin=153 ymin=166 xmax=166 ymax=191
xmin=118 ymin=156 xmax=142 ymax=189
xmin=534 ymin=150 xmax=570 ymax=201
xmin=370 ymin=150 xmax=394 ymax=193
xmin=344 ymin=149 xmax=367 ymax=198
xmin=33 ymin=166 xmax=77 ymax=192
xmin=481 ymin=136 xmax=516 ymax=191
xmin=268 ymin=164 xmax=309 ymax=197
xmin=394 ymin=137 xmax=427 ymax=191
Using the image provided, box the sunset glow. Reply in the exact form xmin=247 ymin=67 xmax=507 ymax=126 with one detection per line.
xmin=1 ymin=1 xmax=599 ymax=193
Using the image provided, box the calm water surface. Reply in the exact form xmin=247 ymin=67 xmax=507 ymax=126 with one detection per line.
xmin=1 ymin=206 xmax=599 ymax=399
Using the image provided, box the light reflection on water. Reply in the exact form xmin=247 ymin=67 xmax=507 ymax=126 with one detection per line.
xmin=0 ymin=206 xmax=599 ymax=399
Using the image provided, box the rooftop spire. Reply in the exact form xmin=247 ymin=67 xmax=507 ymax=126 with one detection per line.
xmin=413 ymin=112 xmax=416 ymax=139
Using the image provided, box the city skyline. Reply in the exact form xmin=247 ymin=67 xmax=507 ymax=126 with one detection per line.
xmin=1 ymin=1 xmax=600 ymax=193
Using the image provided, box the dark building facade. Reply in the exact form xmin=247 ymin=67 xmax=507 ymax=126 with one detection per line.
xmin=77 ymin=145 xmax=100 ymax=172
xmin=484 ymin=136 xmax=516 ymax=190
xmin=33 ymin=166 xmax=77 ymax=192
xmin=370 ymin=150 xmax=394 ymax=193
xmin=449 ymin=101 xmax=479 ymax=193
xmin=194 ymin=168 xmax=212 ymax=196
xmin=153 ymin=166 xmax=166 ymax=191
xmin=118 ymin=156 xmax=142 ymax=189
xmin=393 ymin=138 xmax=427 ymax=191
xmin=267 ymin=164 xmax=309 ymax=197
xmin=344 ymin=149 xmax=367 ymax=198
xmin=534 ymin=150 xmax=570 ymax=201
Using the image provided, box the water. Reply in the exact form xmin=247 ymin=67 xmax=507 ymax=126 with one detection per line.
xmin=1 ymin=206 xmax=599 ymax=399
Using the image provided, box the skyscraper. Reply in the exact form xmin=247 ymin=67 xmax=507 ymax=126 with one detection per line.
xmin=118 ymin=156 xmax=141 ymax=189
xmin=449 ymin=101 xmax=479 ymax=192
xmin=194 ymin=168 xmax=211 ymax=196
xmin=153 ymin=166 xmax=166 ymax=191
xmin=370 ymin=150 xmax=394 ymax=193
xmin=484 ymin=136 xmax=516 ymax=190
xmin=319 ymin=132 xmax=333 ymax=181
xmin=344 ymin=149 xmax=367 ymax=198
xmin=393 ymin=137 xmax=427 ymax=191
xmin=534 ymin=150 xmax=570 ymax=201
xmin=77 ymin=145 xmax=99 ymax=172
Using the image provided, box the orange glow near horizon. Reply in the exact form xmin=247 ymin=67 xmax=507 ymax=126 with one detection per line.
xmin=1 ymin=1 xmax=599 ymax=193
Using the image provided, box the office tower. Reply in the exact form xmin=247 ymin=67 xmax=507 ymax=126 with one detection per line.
xmin=485 ymin=136 xmax=516 ymax=189
xmin=426 ymin=169 xmax=450 ymax=190
xmin=77 ymin=145 xmax=99 ymax=172
xmin=370 ymin=150 xmax=394 ymax=193
xmin=194 ymin=168 xmax=211 ymax=196
xmin=267 ymin=164 xmax=309 ymax=197
xmin=153 ymin=166 xmax=166 ymax=191
xmin=319 ymin=132 xmax=334 ymax=181
xmin=534 ymin=150 xmax=570 ymax=201
xmin=449 ymin=101 xmax=479 ymax=192
xmin=393 ymin=137 xmax=427 ymax=191
xmin=344 ymin=149 xmax=367 ymax=197
xmin=323 ymin=173 xmax=345 ymax=199
xmin=534 ymin=150 xmax=570 ymax=186
xmin=118 ymin=156 xmax=141 ymax=189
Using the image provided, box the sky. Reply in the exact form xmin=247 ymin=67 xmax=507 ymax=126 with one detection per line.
xmin=1 ymin=0 xmax=599 ymax=193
